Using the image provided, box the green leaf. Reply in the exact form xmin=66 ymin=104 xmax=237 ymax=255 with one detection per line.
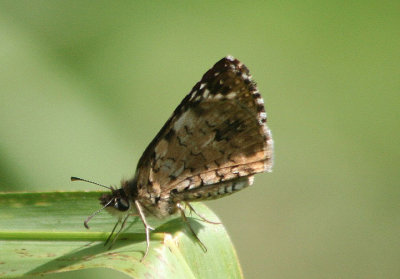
xmin=0 ymin=192 xmax=243 ymax=278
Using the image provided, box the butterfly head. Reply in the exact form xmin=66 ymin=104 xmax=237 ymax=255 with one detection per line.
xmin=99 ymin=188 xmax=131 ymax=216
xmin=71 ymin=176 xmax=135 ymax=229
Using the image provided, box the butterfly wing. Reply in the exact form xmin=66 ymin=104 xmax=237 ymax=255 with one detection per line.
xmin=134 ymin=56 xmax=273 ymax=207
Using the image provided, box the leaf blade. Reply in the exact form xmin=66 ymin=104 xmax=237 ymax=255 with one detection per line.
xmin=0 ymin=191 xmax=243 ymax=278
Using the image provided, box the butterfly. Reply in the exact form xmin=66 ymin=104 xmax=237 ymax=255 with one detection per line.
xmin=72 ymin=56 xmax=273 ymax=260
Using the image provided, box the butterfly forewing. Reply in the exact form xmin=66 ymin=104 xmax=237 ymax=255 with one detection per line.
xmin=135 ymin=56 xmax=273 ymax=206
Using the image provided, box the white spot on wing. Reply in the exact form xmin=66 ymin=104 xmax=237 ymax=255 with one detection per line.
xmin=173 ymin=110 xmax=190 ymax=131
xmin=189 ymin=91 xmax=197 ymax=101
xmin=214 ymin=93 xmax=223 ymax=100
xmin=202 ymin=89 xmax=210 ymax=98
xmin=248 ymin=176 xmax=255 ymax=185
xmin=226 ymin=92 xmax=237 ymax=99
xmin=179 ymin=179 xmax=190 ymax=191
xmin=255 ymin=98 xmax=264 ymax=105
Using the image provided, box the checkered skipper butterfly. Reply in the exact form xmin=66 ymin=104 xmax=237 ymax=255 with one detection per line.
xmin=72 ymin=56 xmax=273 ymax=259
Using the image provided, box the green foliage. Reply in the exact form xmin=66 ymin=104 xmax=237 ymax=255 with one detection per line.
xmin=0 ymin=192 xmax=242 ymax=278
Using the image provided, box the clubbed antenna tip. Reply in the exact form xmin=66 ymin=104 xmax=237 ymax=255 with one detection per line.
xmin=70 ymin=176 xmax=112 ymax=190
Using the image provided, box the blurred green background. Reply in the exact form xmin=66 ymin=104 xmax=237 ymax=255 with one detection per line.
xmin=0 ymin=1 xmax=399 ymax=278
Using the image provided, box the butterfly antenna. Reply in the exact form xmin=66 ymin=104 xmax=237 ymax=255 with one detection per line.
xmin=71 ymin=176 xmax=113 ymax=190
xmin=84 ymin=198 xmax=114 ymax=229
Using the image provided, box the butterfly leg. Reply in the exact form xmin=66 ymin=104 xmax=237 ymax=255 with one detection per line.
xmin=185 ymin=202 xmax=221 ymax=225
xmin=107 ymin=213 xmax=130 ymax=249
xmin=105 ymin=217 xmax=121 ymax=246
xmin=177 ymin=203 xmax=207 ymax=252
xmin=134 ymin=200 xmax=154 ymax=261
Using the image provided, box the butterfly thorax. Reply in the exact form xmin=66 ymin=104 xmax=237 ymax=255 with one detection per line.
xmin=99 ymin=176 xmax=179 ymax=219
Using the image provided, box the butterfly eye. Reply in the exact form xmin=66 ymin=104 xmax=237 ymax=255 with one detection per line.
xmin=115 ymin=198 xmax=130 ymax=211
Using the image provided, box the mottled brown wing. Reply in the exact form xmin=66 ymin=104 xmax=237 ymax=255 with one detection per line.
xmin=134 ymin=56 xmax=273 ymax=203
